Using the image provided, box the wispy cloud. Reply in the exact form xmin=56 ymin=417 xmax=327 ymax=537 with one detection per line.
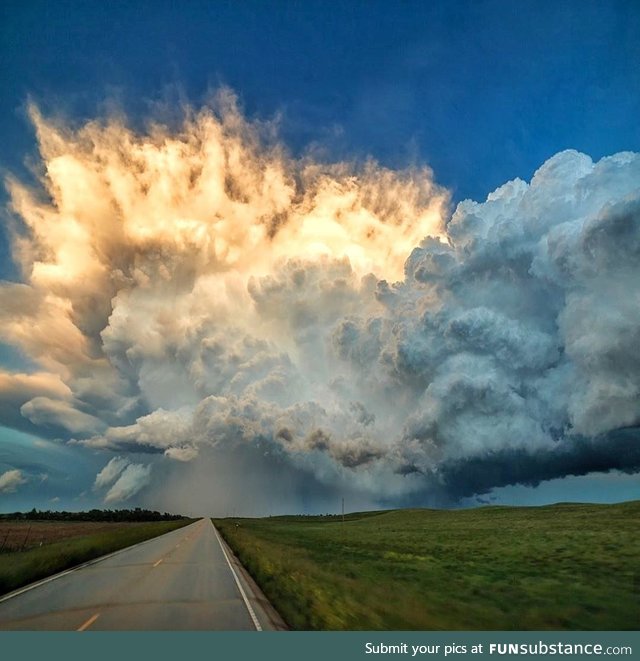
xmin=94 ymin=456 xmax=129 ymax=490
xmin=104 ymin=463 xmax=151 ymax=503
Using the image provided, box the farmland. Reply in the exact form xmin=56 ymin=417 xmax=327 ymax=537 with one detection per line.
xmin=214 ymin=501 xmax=640 ymax=630
xmin=0 ymin=520 xmax=154 ymax=553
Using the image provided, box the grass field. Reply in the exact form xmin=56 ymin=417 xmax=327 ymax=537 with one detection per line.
xmin=213 ymin=501 xmax=640 ymax=630
xmin=0 ymin=519 xmax=192 ymax=596
xmin=0 ymin=520 xmax=165 ymax=553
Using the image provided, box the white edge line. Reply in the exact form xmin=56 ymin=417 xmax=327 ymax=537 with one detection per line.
xmin=211 ymin=521 xmax=262 ymax=631
xmin=0 ymin=519 xmax=200 ymax=605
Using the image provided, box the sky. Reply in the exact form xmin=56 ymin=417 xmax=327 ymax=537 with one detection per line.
xmin=0 ymin=1 xmax=639 ymax=515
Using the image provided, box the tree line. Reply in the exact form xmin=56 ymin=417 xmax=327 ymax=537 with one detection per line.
xmin=0 ymin=508 xmax=187 ymax=522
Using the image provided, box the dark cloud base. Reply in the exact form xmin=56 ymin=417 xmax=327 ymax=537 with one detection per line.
xmin=438 ymin=427 xmax=640 ymax=500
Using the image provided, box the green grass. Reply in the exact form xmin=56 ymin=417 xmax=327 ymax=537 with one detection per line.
xmin=213 ymin=501 xmax=640 ymax=630
xmin=0 ymin=519 xmax=192 ymax=596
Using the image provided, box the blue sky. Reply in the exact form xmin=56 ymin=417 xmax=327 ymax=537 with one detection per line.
xmin=1 ymin=1 xmax=639 ymax=513
xmin=2 ymin=1 xmax=639 ymax=195
xmin=1 ymin=0 xmax=639 ymax=278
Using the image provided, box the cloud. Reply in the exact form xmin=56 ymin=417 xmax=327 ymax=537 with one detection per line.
xmin=20 ymin=396 xmax=104 ymax=434
xmin=1 ymin=93 xmax=639 ymax=511
xmin=0 ymin=370 xmax=72 ymax=436
xmin=164 ymin=446 xmax=199 ymax=462
xmin=0 ymin=469 xmax=27 ymax=493
xmin=104 ymin=463 xmax=152 ymax=503
xmin=94 ymin=456 xmax=129 ymax=489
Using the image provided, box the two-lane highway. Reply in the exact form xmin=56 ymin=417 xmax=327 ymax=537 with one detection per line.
xmin=0 ymin=519 xmax=278 ymax=630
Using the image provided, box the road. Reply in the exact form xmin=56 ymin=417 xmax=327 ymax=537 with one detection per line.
xmin=0 ymin=518 xmax=283 ymax=630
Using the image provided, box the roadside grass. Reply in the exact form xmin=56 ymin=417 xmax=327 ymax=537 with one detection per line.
xmin=213 ymin=501 xmax=640 ymax=630
xmin=0 ymin=519 xmax=192 ymax=596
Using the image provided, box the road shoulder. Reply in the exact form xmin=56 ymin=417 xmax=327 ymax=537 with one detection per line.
xmin=211 ymin=521 xmax=288 ymax=631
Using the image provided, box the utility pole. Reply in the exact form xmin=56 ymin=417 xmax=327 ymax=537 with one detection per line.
xmin=341 ymin=497 xmax=344 ymax=523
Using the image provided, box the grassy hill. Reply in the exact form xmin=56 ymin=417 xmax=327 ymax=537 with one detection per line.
xmin=213 ymin=501 xmax=640 ymax=630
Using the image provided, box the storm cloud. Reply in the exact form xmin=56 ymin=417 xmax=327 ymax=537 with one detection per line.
xmin=1 ymin=94 xmax=638 ymax=510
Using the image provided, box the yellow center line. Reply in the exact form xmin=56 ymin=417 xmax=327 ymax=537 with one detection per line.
xmin=153 ymin=558 xmax=163 ymax=567
xmin=77 ymin=613 xmax=100 ymax=631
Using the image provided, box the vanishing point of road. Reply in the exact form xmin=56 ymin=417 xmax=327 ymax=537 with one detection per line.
xmin=0 ymin=519 xmax=285 ymax=630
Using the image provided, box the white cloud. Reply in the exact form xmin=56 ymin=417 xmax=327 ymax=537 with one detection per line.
xmin=94 ymin=456 xmax=129 ymax=489
xmin=104 ymin=463 xmax=152 ymax=503
xmin=164 ymin=446 xmax=199 ymax=462
xmin=0 ymin=469 xmax=27 ymax=493
xmin=21 ymin=397 xmax=104 ymax=434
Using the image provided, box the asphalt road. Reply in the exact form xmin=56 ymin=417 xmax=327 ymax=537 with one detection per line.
xmin=0 ymin=518 xmax=280 ymax=630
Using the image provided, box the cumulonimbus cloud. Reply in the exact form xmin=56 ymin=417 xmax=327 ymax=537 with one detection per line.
xmin=2 ymin=91 xmax=639 ymax=509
